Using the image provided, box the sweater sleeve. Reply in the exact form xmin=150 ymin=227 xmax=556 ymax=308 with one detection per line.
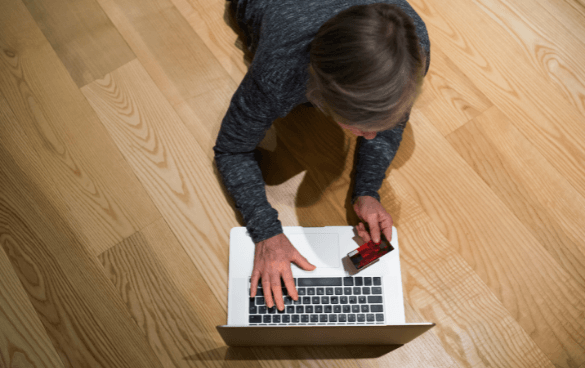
xmin=351 ymin=119 xmax=406 ymax=203
xmin=213 ymin=67 xmax=284 ymax=243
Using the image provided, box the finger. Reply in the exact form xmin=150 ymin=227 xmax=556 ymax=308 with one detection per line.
xmin=367 ymin=215 xmax=381 ymax=243
xmin=270 ymin=275 xmax=285 ymax=311
xmin=292 ymin=251 xmax=316 ymax=271
xmin=380 ymin=215 xmax=393 ymax=243
xmin=282 ymin=268 xmax=298 ymax=300
xmin=250 ymin=270 xmax=261 ymax=298
xmin=262 ymin=275 xmax=274 ymax=308
xmin=357 ymin=223 xmax=371 ymax=243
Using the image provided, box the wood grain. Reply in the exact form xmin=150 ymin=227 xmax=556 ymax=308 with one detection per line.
xmin=386 ymin=175 xmax=555 ymax=368
xmin=98 ymin=220 xmax=264 ymax=368
xmin=394 ymin=108 xmax=585 ymax=367
xmin=22 ymin=0 xmax=135 ymax=87
xmin=447 ymin=106 xmax=585 ymax=288
xmin=419 ymin=47 xmax=493 ymax=136
xmin=0 ymin=0 xmax=160 ymax=255
xmin=82 ymin=60 xmax=237 ymax=310
xmin=0 ymin=233 xmax=65 ymax=368
xmin=95 ymin=0 xmax=238 ymax=157
xmin=471 ymin=0 xmax=585 ymax=117
xmin=171 ymin=0 xmax=248 ymax=83
xmin=409 ymin=0 xmax=585 ymax=199
xmin=0 ymin=140 xmax=164 ymax=368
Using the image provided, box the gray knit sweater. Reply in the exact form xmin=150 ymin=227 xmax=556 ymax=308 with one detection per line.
xmin=214 ymin=0 xmax=430 ymax=243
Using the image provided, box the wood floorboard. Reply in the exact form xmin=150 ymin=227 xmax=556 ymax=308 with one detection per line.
xmin=0 ymin=0 xmax=160 ymax=255
xmin=82 ymin=60 xmax=237 ymax=310
xmin=21 ymin=0 xmax=135 ymax=87
xmin=447 ymin=107 xmax=585 ymax=288
xmin=0 ymin=141 xmax=164 ymax=368
xmin=1 ymin=0 xmax=584 ymax=366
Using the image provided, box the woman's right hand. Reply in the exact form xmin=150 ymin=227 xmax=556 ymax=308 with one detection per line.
xmin=250 ymin=233 xmax=316 ymax=311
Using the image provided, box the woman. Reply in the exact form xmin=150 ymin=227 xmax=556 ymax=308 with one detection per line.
xmin=214 ymin=0 xmax=430 ymax=311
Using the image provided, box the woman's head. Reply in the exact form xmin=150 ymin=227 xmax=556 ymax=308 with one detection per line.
xmin=307 ymin=3 xmax=425 ymax=134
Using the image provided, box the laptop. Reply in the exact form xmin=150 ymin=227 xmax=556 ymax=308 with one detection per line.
xmin=217 ymin=226 xmax=434 ymax=346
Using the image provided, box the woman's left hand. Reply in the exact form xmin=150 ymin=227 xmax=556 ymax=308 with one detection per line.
xmin=353 ymin=196 xmax=393 ymax=244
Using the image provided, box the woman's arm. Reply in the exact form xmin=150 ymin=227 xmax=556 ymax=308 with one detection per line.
xmin=213 ymin=70 xmax=284 ymax=243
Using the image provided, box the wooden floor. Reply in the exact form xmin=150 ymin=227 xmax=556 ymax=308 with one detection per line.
xmin=1 ymin=0 xmax=585 ymax=366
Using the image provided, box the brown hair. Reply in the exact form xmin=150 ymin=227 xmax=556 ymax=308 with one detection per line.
xmin=307 ymin=3 xmax=425 ymax=131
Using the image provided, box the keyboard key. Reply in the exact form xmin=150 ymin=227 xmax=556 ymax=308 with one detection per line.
xmin=343 ymin=277 xmax=354 ymax=286
xmin=302 ymin=315 xmax=309 ymax=323
xmin=315 ymin=306 xmax=323 ymax=313
xmin=307 ymin=288 xmax=315 ymax=295
xmin=283 ymin=315 xmax=290 ymax=323
xmin=355 ymin=277 xmax=363 ymax=286
xmin=250 ymin=306 xmax=257 ymax=314
xmin=363 ymin=287 xmax=371 ymax=295
xmin=349 ymin=296 xmax=357 ymax=304
xmin=284 ymin=296 xmax=293 ymax=305
xmin=367 ymin=314 xmax=375 ymax=322
xmin=359 ymin=296 xmax=367 ymax=304
xmin=371 ymin=305 xmax=383 ymax=312
xmin=303 ymin=297 xmax=311 ymax=304
xmin=331 ymin=297 xmax=339 ymax=304
xmin=255 ymin=288 xmax=264 ymax=296
xmin=298 ymin=278 xmax=342 ymax=286
xmin=259 ymin=306 xmax=267 ymax=314
xmin=364 ymin=277 xmax=372 ymax=286
xmin=296 ymin=306 xmax=304 ymax=314
xmin=348 ymin=314 xmax=356 ymax=322
xmin=292 ymin=315 xmax=300 ymax=323
xmin=335 ymin=287 xmax=343 ymax=295
xmin=250 ymin=298 xmax=255 ymax=307
xmin=361 ymin=305 xmax=369 ymax=313
xmin=317 ymin=288 xmax=324 ymax=295
xmin=343 ymin=305 xmax=351 ymax=313
xmin=268 ymin=307 xmax=276 ymax=314
xmin=340 ymin=296 xmax=348 ymax=304
xmin=298 ymin=288 xmax=306 ymax=296
xmin=372 ymin=287 xmax=382 ymax=294
xmin=324 ymin=305 xmax=332 ymax=313
xmin=286 ymin=306 xmax=295 ymax=313
xmin=312 ymin=297 xmax=320 ymax=304
xmin=249 ymin=315 xmax=262 ymax=323
xmin=320 ymin=315 xmax=328 ymax=322
xmin=263 ymin=315 xmax=271 ymax=323
xmin=329 ymin=314 xmax=337 ymax=322
xmin=368 ymin=296 xmax=383 ymax=303
xmin=357 ymin=314 xmax=366 ymax=322
xmin=344 ymin=287 xmax=352 ymax=295
xmin=310 ymin=315 xmax=319 ymax=323
xmin=352 ymin=305 xmax=360 ymax=313
xmin=334 ymin=305 xmax=341 ymax=313
xmin=257 ymin=297 xmax=265 ymax=305
xmin=326 ymin=287 xmax=334 ymax=295
xmin=273 ymin=315 xmax=281 ymax=323
xmin=338 ymin=314 xmax=347 ymax=322
xmin=306 ymin=306 xmax=314 ymax=313
xmin=373 ymin=277 xmax=381 ymax=286
xmin=293 ymin=299 xmax=302 ymax=305
xmin=277 ymin=307 xmax=285 ymax=314
xmin=353 ymin=287 xmax=361 ymax=295
xmin=321 ymin=296 xmax=329 ymax=304
xmin=376 ymin=314 xmax=384 ymax=322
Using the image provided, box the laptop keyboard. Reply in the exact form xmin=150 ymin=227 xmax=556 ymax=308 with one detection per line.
xmin=248 ymin=277 xmax=385 ymax=325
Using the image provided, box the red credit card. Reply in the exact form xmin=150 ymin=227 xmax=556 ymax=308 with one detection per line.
xmin=348 ymin=237 xmax=394 ymax=270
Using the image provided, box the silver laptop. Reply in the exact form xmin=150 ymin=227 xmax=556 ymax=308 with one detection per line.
xmin=217 ymin=226 xmax=434 ymax=346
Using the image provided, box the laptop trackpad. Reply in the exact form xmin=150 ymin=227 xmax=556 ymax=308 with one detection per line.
xmin=288 ymin=233 xmax=340 ymax=268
